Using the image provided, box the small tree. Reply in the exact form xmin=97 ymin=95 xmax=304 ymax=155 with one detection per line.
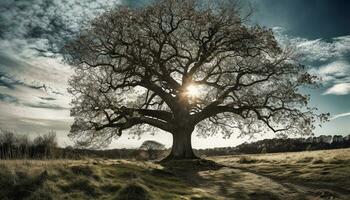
xmin=65 ymin=0 xmax=327 ymax=159
xmin=0 ymin=130 xmax=15 ymax=159
xmin=33 ymin=131 xmax=57 ymax=159
xmin=139 ymin=140 xmax=166 ymax=160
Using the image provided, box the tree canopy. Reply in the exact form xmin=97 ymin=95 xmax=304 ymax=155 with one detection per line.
xmin=64 ymin=0 xmax=327 ymax=157
xmin=140 ymin=140 xmax=166 ymax=151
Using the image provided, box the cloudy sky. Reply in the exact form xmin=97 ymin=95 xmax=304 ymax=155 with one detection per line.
xmin=0 ymin=0 xmax=349 ymax=149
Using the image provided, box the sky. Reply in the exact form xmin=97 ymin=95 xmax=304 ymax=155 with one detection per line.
xmin=0 ymin=0 xmax=349 ymax=149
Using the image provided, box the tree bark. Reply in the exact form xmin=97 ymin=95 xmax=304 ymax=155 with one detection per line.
xmin=166 ymin=127 xmax=198 ymax=160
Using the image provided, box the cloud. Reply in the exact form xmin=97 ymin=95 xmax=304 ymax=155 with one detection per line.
xmin=318 ymin=61 xmax=349 ymax=76
xmin=0 ymin=115 xmax=72 ymax=134
xmin=0 ymin=0 xmax=123 ymax=118
xmin=295 ymin=37 xmax=350 ymax=62
xmin=0 ymin=70 xmax=50 ymax=92
xmin=39 ymin=97 xmax=56 ymax=101
xmin=274 ymin=28 xmax=350 ymax=96
xmin=0 ymin=0 xmax=123 ymax=141
xmin=0 ymin=72 xmax=17 ymax=89
xmin=330 ymin=112 xmax=350 ymax=120
xmin=323 ymin=83 xmax=350 ymax=95
xmin=0 ymin=93 xmax=18 ymax=104
xmin=0 ymin=40 xmax=72 ymax=107
xmin=274 ymin=28 xmax=350 ymax=63
xmin=315 ymin=59 xmax=350 ymax=96
xmin=309 ymin=60 xmax=350 ymax=83
xmin=24 ymin=102 xmax=67 ymax=110
xmin=0 ymin=0 xmax=121 ymax=54
xmin=0 ymin=92 xmax=67 ymax=110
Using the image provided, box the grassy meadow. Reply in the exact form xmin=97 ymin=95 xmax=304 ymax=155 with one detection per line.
xmin=0 ymin=148 xmax=349 ymax=200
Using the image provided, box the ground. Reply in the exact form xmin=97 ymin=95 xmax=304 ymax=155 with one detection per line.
xmin=0 ymin=149 xmax=349 ymax=200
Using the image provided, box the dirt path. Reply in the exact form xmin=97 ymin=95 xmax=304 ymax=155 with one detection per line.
xmin=190 ymin=166 xmax=347 ymax=200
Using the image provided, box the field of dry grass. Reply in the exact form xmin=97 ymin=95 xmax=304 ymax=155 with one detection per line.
xmin=210 ymin=148 xmax=350 ymax=199
xmin=0 ymin=159 xmax=196 ymax=199
xmin=0 ymin=148 xmax=349 ymax=199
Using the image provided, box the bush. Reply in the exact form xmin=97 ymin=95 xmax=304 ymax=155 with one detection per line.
xmin=0 ymin=167 xmax=15 ymax=199
xmin=62 ymin=177 xmax=100 ymax=197
xmin=100 ymin=183 xmax=122 ymax=193
xmin=26 ymin=186 xmax=54 ymax=200
xmin=118 ymin=171 xmax=139 ymax=179
xmin=70 ymin=165 xmax=94 ymax=177
xmin=0 ymin=167 xmax=49 ymax=200
xmin=116 ymin=182 xmax=151 ymax=200
xmin=312 ymin=159 xmax=324 ymax=164
xmin=296 ymin=157 xmax=314 ymax=163
xmin=328 ymin=158 xmax=346 ymax=164
xmin=238 ymin=156 xmax=258 ymax=164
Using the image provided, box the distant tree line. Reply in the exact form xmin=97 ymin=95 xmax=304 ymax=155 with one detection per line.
xmin=61 ymin=140 xmax=168 ymax=160
xmin=0 ymin=130 xmax=57 ymax=159
xmin=196 ymin=134 xmax=350 ymax=156
xmin=1 ymin=129 xmax=349 ymax=159
xmin=60 ymin=147 xmax=159 ymax=160
xmin=0 ymin=130 xmax=167 ymax=160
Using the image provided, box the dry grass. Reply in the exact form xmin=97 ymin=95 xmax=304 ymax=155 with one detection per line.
xmin=0 ymin=149 xmax=349 ymax=199
xmin=0 ymin=159 xmax=202 ymax=199
xmin=212 ymin=148 xmax=350 ymax=164
xmin=211 ymin=148 xmax=350 ymax=199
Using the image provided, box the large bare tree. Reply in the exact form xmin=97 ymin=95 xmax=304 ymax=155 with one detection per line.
xmin=65 ymin=0 xmax=327 ymax=159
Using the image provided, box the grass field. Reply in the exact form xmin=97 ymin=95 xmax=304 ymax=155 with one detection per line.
xmin=210 ymin=148 xmax=350 ymax=200
xmin=0 ymin=148 xmax=349 ymax=200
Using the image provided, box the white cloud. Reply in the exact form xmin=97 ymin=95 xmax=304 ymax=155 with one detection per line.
xmin=0 ymin=0 xmax=122 ymax=146
xmin=330 ymin=112 xmax=350 ymax=120
xmin=309 ymin=60 xmax=350 ymax=83
xmin=292 ymin=36 xmax=350 ymax=62
xmin=323 ymin=83 xmax=350 ymax=95
xmin=273 ymin=28 xmax=350 ymax=96
xmin=295 ymin=39 xmax=335 ymax=62
xmin=300 ymin=36 xmax=350 ymax=62
xmin=0 ymin=38 xmax=72 ymax=109
xmin=318 ymin=61 xmax=349 ymax=75
xmin=273 ymin=28 xmax=350 ymax=62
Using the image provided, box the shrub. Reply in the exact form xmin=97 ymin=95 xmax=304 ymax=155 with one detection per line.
xmin=116 ymin=182 xmax=151 ymax=200
xmin=62 ymin=177 xmax=100 ymax=197
xmin=118 ymin=171 xmax=139 ymax=179
xmin=296 ymin=157 xmax=314 ymax=163
xmin=26 ymin=186 xmax=54 ymax=200
xmin=70 ymin=165 xmax=94 ymax=177
xmin=0 ymin=168 xmax=49 ymax=200
xmin=0 ymin=167 xmax=15 ymax=199
xmin=312 ymin=159 xmax=324 ymax=164
xmin=238 ymin=156 xmax=258 ymax=164
xmin=100 ymin=183 xmax=122 ymax=193
xmin=328 ymin=158 xmax=346 ymax=164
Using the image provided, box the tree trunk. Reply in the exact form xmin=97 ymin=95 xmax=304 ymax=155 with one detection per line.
xmin=166 ymin=127 xmax=198 ymax=160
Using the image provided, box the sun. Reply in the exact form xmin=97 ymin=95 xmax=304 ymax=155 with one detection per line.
xmin=186 ymin=84 xmax=200 ymax=98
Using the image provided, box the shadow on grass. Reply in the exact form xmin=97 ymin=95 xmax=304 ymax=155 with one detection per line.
xmin=158 ymin=158 xmax=284 ymax=199
xmin=159 ymin=158 xmax=224 ymax=184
